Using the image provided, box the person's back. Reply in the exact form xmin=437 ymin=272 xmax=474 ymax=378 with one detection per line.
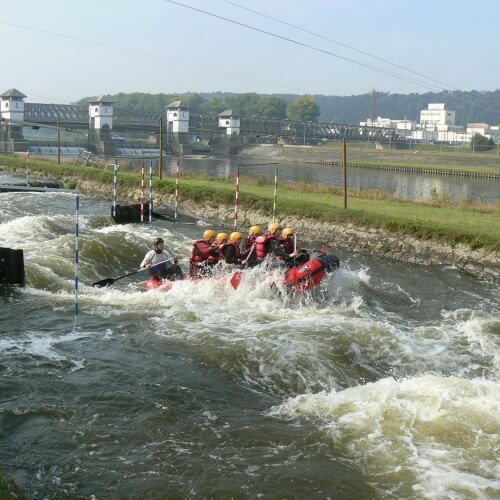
xmin=189 ymin=229 xmax=218 ymax=277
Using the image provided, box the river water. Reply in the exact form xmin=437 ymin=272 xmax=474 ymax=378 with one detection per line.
xmin=170 ymin=157 xmax=500 ymax=204
xmin=1 ymin=173 xmax=499 ymax=498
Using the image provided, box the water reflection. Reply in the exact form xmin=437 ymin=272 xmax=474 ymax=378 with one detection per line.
xmin=166 ymin=157 xmax=499 ymax=203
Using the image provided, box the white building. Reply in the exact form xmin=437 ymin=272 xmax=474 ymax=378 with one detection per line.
xmin=89 ymin=96 xmax=114 ymax=130
xmin=218 ymin=109 xmax=240 ymax=135
xmin=420 ymin=103 xmax=455 ymax=130
xmin=166 ymin=101 xmax=190 ymax=133
xmin=0 ymin=88 xmax=26 ymax=124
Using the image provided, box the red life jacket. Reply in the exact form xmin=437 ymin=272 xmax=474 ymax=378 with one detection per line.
xmin=255 ymin=234 xmax=275 ymax=260
xmin=219 ymin=242 xmax=241 ymax=262
xmin=244 ymin=235 xmax=257 ymax=251
xmin=189 ymin=239 xmax=213 ymax=263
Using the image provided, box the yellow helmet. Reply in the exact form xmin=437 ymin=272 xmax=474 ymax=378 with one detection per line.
xmin=249 ymin=225 xmax=263 ymax=236
xmin=216 ymin=232 xmax=229 ymax=244
xmin=268 ymin=222 xmax=282 ymax=234
xmin=229 ymin=231 xmax=244 ymax=243
xmin=203 ymin=229 xmax=217 ymax=242
xmin=282 ymin=227 xmax=295 ymax=239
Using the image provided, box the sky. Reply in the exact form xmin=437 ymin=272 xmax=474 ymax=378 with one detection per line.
xmin=1 ymin=0 xmax=499 ymax=104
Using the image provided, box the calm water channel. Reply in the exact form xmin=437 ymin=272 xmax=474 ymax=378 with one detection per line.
xmin=1 ymin=172 xmax=499 ymax=498
xmin=167 ymin=157 xmax=499 ymax=204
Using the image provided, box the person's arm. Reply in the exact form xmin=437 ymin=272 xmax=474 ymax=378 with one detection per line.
xmin=140 ymin=250 xmax=154 ymax=268
xmin=269 ymin=238 xmax=294 ymax=258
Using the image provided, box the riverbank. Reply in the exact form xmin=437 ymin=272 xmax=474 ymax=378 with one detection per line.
xmin=239 ymin=143 xmax=500 ymax=171
xmin=1 ymin=155 xmax=499 ymax=282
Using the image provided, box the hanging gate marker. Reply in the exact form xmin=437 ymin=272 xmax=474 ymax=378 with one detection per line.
xmin=112 ymin=159 xmax=119 ymax=218
xmin=272 ymin=166 xmax=278 ymax=222
xmin=149 ymin=160 xmax=153 ymax=223
xmin=233 ymin=168 xmax=240 ymax=230
xmin=175 ymin=160 xmax=180 ymax=220
xmin=140 ymin=161 xmax=145 ymax=223
xmin=26 ymin=148 xmax=30 ymax=186
xmin=74 ymin=193 xmax=79 ymax=328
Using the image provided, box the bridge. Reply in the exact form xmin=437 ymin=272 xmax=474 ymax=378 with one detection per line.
xmin=0 ymin=88 xmax=401 ymax=156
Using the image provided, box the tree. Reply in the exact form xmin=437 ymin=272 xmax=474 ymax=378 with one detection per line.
xmin=471 ymin=133 xmax=495 ymax=151
xmin=287 ymin=95 xmax=320 ymax=121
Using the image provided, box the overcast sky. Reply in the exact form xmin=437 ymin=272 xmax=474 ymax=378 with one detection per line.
xmin=1 ymin=0 xmax=499 ymax=103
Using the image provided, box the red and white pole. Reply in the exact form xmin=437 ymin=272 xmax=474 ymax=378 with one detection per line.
xmin=233 ymin=168 xmax=240 ymax=230
xmin=140 ymin=161 xmax=145 ymax=223
xmin=175 ymin=160 xmax=180 ymax=220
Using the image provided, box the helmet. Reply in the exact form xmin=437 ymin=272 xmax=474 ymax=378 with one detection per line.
xmin=154 ymin=237 xmax=164 ymax=246
xmin=216 ymin=232 xmax=229 ymax=244
xmin=229 ymin=231 xmax=244 ymax=243
xmin=249 ymin=225 xmax=262 ymax=236
xmin=268 ymin=222 xmax=282 ymax=234
xmin=203 ymin=229 xmax=217 ymax=242
xmin=282 ymin=227 xmax=295 ymax=239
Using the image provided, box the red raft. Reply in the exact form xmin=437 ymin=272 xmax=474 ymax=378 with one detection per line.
xmin=144 ymin=253 xmax=340 ymax=294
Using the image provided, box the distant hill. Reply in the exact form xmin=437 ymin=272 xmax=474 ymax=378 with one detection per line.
xmin=77 ymin=89 xmax=500 ymax=126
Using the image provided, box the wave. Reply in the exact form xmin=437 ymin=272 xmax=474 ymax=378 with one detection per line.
xmin=271 ymin=374 xmax=500 ymax=498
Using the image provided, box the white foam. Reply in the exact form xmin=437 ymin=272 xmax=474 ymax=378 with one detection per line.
xmin=272 ymin=375 xmax=500 ymax=498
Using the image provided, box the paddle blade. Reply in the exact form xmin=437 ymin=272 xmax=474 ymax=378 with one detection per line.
xmin=230 ymin=271 xmax=242 ymax=289
xmin=92 ymin=277 xmax=115 ymax=288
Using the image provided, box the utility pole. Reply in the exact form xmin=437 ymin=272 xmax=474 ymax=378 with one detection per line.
xmin=57 ymin=116 xmax=61 ymax=164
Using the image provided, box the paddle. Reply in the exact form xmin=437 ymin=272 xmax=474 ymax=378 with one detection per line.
xmin=92 ymin=260 xmax=170 ymax=288
xmin=229 ymin=244 xmax=256 ymax=290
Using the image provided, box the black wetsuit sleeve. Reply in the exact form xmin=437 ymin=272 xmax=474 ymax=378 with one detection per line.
xmin=268 ymin=238 xmax=289 ymax=257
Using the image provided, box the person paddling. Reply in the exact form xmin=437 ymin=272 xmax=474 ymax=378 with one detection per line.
xmin=219 ymin=231 xmax=256 ymax=266
xmin=189 ymin=229 xmax=219 ymax=277
xmin=141 ymin=237 xmax=184 ymax=281
xmin=255 ymin=222 xmax=298 ymax=265
xmin=281 ymin=227 xmax=309 ymax=266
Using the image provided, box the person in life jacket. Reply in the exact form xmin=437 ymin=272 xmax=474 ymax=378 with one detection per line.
xmin=243 ymin=225 xmax=262 ymax=267
xmin=219 ymin=231 xmax=255 ymax=266
xmin=255 ymin=222 xmax=298 ymax=265
xmin=141 ymin=237 xmax=184 ymax=281
xmin=281 ymin=227 xmax=310 ymax=267
xmin=189 ymin=229 xmax=219 ymax=277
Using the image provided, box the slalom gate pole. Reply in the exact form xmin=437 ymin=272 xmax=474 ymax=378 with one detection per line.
xmin=74 ymin=194 xmax=79 ymax=328
xmin=149 ymin=160 xmax=153 ymax=223
xmin=140 ymin=161 xmax=145 ymax=223
xmin=112 ymin=159 xmax=118 ymax=218
xmin=272 ymin=167 xmax=278 ymax=222
xmin=26 ymin=148 xmax=30 ymax=186
xmin=233 ymin=168 xmax=240 ymax=230
xmin=175 ymin=160 xmax=180 ymax=220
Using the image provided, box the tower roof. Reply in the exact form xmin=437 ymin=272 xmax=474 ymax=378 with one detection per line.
xmin=89 ymin=95 xmax=115 ymax=104
xmin=1 ymin=88 xmax=27 ymax=99
xmin=167 ymin=100 xmax=189 ymax=109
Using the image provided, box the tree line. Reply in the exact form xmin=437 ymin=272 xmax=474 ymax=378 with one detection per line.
xmin=77 ymin=89 xmax=500 ymax=126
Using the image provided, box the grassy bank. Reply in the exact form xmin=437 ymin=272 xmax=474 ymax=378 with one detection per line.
xmin=1 ymin=155 xmax=499 ymax=250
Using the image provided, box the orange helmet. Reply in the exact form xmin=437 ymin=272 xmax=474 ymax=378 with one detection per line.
xmin=216 ymin=232 xmax=229 ymax=244
xmin=268 ymin=222 xmax=282 ymax=235
xmin=282 ymin=227 xmax=295 ymax=239
xmin=203 ymin=229 xmax=217 ymax=242
xmin=229 ymin=231 xmax=244 ymax=243
xmin=249 ymin=225 xmax=262 ymax=236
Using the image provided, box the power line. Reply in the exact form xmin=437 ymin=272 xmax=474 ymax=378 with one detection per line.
xmin=0 ymin=19 xmax=306 ymax=95
xmin=164 ymin=0 xmax=500 ymax=116
xmin=164 ymin=0 xmax=446 ymax=92
xmin=220 ymin=0 xmax=500 ymax=114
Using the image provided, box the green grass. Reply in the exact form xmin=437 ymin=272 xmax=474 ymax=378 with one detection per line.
xmin=1 ymin=155 xmax=499 ymax=250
